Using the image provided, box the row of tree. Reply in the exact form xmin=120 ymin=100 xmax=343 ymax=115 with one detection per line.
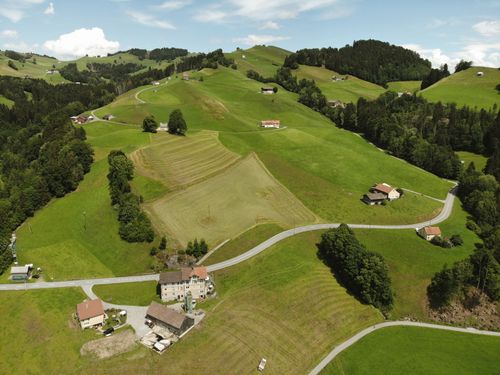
xmin=0 ymin=76 xmax=108 ymax=274
xmin=111 ymin=47 xmax=188 ymax=61
xmin=318 ymin=224 xmax=393 ymax=311
xmin=107 ymin=150 xmax=154 ymax=243
xmin=185 ymin=238 xmax=208 ymax=259
xmin=283 ymin=40 xmax=432 ymax=86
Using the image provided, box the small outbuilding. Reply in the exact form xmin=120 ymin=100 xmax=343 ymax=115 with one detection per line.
xmin=418 ymin=226 xmax=442 ymax=241
xmin=261 ymin=87 xmax=275 ymax=94
xmin=327 ymin=99 xmax=345 ymax=108
xmin=182 ymin=72 xmax=189 ymax=81
xmin=363 ymin=192 xmax=387 ymax=205
xmin=477 ymin=71 xmax=484 ymax=77
xmin=77 ymin=299 xmax=105 ymax=329
xmin=146 ymin=302 xmax=194 ymax=336
xmin=10 ymin=265 xmax=30 ymax=281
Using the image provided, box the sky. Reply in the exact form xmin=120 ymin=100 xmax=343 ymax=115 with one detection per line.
xmin=0 ymin=0 xmax=499 ymax=67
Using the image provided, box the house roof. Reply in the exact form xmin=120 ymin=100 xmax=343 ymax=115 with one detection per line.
xmin=146 ymin=302 xmax=187 ymax=329
xmin=77 ymin=299 xmax=104 ymax=320
xmin=10 ymin=265 xmax=29 ymax=274
xmin=423 ymin=226 xmax=441 ymax=236
xmin=373 ymin=183 xmax=394 ymax=194
xmin=159 ymin=266 xmax=208 ymax=284
xmin=261 ymin=87 xmax=274 ymax=90
xmin=365 ymin=192 xmax=387 ymax=201
xmin=261 ymin=120 xmax=280 ymax=125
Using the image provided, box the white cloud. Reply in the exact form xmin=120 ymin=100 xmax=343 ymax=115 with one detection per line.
xmin=233 ymin=34 xmax=290 ymax=46
xmin=3 ymin=41 xmax=38 ymax=52
xmin=260 ymin=21 xmax=280 ymax=30
xmin=193 ymin=8 xmax=227 ymax=23
xmin=403 ymin=44 xmax=454 ymax=68
xmin=126 ymin=10 xmax=176 ymax=29
xmin=472 ymin=20 xmax=500 ymax=36
xmin=43 ymin=27 xmax=120 ymax=60
xmin=44 ymin=2 xmax=54 ymax=15
xmin=194 ymin=0 xmax=346 ymax=23
xmin=0 ymin=0 xmax=45 ymax=22
xmin=0 ymin=29 xmax=18 ymax=38
xmin=157 ymin=0 xmax=191 ymax=10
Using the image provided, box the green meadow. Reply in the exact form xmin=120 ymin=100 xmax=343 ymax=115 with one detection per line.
xmin=386 ymin=80 xmax=421 ymax=93
xmin=457 ymin=151 xmax=488 ymax=171
xmin=420 ymin=67 xmax=500 ymax=110
xmin=0 ymin=94 xmax=14 ymax=108
xmin=324 ymin=326 xmax=500 ymax=375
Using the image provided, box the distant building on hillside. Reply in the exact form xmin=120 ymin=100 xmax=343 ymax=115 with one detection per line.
xmin=261 ymin=87 xmax=275 ymax=94
xmin=158 ymin=122 xmax=169 ymax=132
xmin=71 ymin=115 xmax=89 ymax=125
xmin=260 ymin=120 xmax=280 ymax=129
xmin=331 ymin=75 xmax=346 ymax=82
xmin=371 ymin=183 xmax=400 ymax=201
xmin=159 ymin=266 xmax=212 ymax=302
xmin=182 ymin=72 xmax=189 ymax=81
xmin=46 ymin=69 xmax=58 ymax=75
xmin=102 ymin=114 xmax=114 ymax=121
xmin=152 ymin=81 xmax=160 ymax=86
xmin=327 ymin=99 xmax=345 ymax=108
xmin=10 ymin=265 xmax=31 ymax=281
xmin=477 ymin=71 xmax=484 ymax=77
xmin=76 ymin=299 xmax=105 ymax=329
xmin=418 ymin=226 xmax=442 ymax=241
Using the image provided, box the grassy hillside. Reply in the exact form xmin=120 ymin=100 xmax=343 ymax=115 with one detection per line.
xmin=324 ymin=326 xmax=500 ymax=375
xmin=354 ymin=199 xmax=478 ymax=319
xmin=457 ymin=151 xmax=488 ymax=171
xmin=15 ymin=122 xmax=156 ymax=280
xmin=420 ymin=67 xmax=500 ymax=110
xmin=294 ymin=64 xmax=386 ymax=102
xmin=227 ymin=45 xmax=290 ymax=77
xmin=0 ymin=94 xmax=14 ymax=108
xmin=0 ymin=52 xmax=68 ymax=83
xmin=386 ymin=80 xmax=421 ymax=93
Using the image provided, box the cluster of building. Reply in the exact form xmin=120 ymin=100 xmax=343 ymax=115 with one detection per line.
xmin=74 ymin=267 xmax=212 ymax=353
xmin=331 ymin=75 xmax=347 ymax=81
xmin=46 ymin=69 xmax=59 ymax=75
xmin=363 ymin=183 xmax=401 ymax=205
xmin=70 ymin=115 xmax=94 ymax=125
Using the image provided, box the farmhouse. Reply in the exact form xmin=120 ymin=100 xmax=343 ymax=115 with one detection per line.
xmin=372 ymin=183 xmax=400 ymax=200
xmin=159 ymin=266 xmax=212 ymax=302
xmin=418 ymin=226 xmax=442 ymax=241
xmin=261 ymin=87 xmax=275 ymax=94
xmin=260 ymin=120 xmax=280 ymax=129
xmin=102 ymin=114 xmax=114 ymax=120
xmin=363 ymin=192 xmax=387 ymax=205
xmin=146 ymin=302 xmax=194 ymax=336
xmin=152 ymin=81 xmax=160 ymax=86
xmin=76 ymin=299 xmax=105 ymax=329
xmin=71 ymin=115 xmax=89 ymax=125
xmin=182 ymin=72 xmax=189 ymax=81
xmin=158 ymin=122 xmax=169 ymax=131
xmin=10 ymin=265 xmax=31 ymax=281
xmin=327 ymin=99 xmax=345 ymax=108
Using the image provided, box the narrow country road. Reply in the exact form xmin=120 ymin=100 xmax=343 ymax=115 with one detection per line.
xmin=0 ymin=187 xmax=456 ymax=291
xmin=308 ymin=320 xmax=500 ymax=375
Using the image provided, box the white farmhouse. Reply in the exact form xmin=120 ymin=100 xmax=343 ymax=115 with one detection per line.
xmin=372 ymin=183 xmax=400 ymax=200
xmin=159 ymin=266 xmax=213 ymax=302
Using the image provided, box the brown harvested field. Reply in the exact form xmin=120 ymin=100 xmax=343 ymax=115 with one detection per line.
xmin=80 ymin=329 xmax=137 ymax=359
xmin=131 ymin=131 xmax=240 ymax=190
xmin=145 ymin=153 xmax=319 ymax=247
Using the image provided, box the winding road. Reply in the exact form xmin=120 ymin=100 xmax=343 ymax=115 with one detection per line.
xmin=308 ymin=321 xmax=500 ymax=375
xmin=0 ymin=187 xmax=456 ymax=292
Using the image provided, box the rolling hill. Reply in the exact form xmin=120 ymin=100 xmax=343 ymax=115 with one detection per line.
xmin=420 ymin=67 xmax=500 ymax=110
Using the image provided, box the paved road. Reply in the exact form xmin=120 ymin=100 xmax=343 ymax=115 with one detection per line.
xmin=0 ymin=186 xmax=456 ymax=291
xmin=308 ymin=320 xmax=500 ymax=375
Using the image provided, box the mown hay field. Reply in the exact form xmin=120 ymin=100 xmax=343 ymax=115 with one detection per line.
xmin=145 ymin=153 xmax=319 ymax=247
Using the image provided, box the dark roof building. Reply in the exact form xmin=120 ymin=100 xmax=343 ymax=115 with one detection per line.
xmin=146 ymin=302 xmax=194 ymax=336
xmin=363 ymin=192 xmax=387 ymax=205
xmin=159 ymin=266 xmax=208 ymax=284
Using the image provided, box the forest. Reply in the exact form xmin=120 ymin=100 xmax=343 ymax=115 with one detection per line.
xmin=0 ymin=77 xmax=115 ymax=273
xmin=283 ymin=39 xmax=432 ymax=85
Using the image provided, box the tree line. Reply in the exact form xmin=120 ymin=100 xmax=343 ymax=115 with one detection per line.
xmin=318 ymin=224 xmax=393 ymax=312
xmin=107 ymin=150 xmax=154 ymax=243
xmin=283 ymin=39 xmax=432 ymax=86
xmin=110 ymin=47 xmax=188 ymax=61
xmin=0 ymin=76 xmax=110 ymax=274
